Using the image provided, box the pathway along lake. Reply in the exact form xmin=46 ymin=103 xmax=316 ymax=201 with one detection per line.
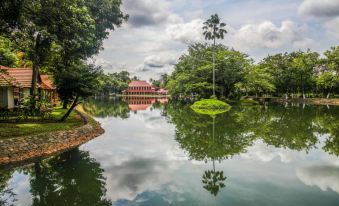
xmin=1 ymin=98 xmax=339 ymax=206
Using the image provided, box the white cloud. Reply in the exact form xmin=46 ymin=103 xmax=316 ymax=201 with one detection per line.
xmin=324 ymin=17 xmax=339 ymax=39
xmin=298 ymin=0 xmax=339 ymax=18
xmin=298 ymin=0 xmax=339 ymax=40
xmin=144 ymin=54 xmax=178 ymax=68
xmin=297 ymin=165 xmax=339 ymax=194
xmin=240 ymin=140 xmax=294 ymax=163
xmin=166 ymin=19 xmax=204 ymax=44
xmin=230 ymin=20 xmax=311 ymax=50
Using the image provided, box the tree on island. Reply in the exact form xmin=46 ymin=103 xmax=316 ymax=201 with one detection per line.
xmin=203 ymin=14 xmax=227 ymax=97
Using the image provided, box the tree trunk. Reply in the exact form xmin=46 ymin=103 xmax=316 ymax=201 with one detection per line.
xmin=30 ymin=62 xmax=39 ymax=109
xmin=30 ymin=34 xmax=43 ymax=110
xmin=60 ymin=96 xmax=79 ymax=122
xmin=212 ymin=37 xmax=216 ymax=97
xmin=62 ymin=99 xmax=68 ymax=109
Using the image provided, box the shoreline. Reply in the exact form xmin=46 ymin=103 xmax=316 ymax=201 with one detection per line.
xmin=255 ymin=97 xmax=339 ymax=106
xmin=0 ymin=111 xmax=104 ymax=167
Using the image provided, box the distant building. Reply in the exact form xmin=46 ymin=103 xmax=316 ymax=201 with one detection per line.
xmin=123 ymin=80 xmax=168 ymax=96
xmin=0 ymin=66 xmax=58 ymax=109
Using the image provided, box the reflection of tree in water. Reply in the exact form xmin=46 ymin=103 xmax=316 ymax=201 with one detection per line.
xmin=165 ymin=102 xmax=339 ymax=195
xmin=201 ymin=116 xmax=227 ymax=196
xmin=166 ymin=102 xmax=339 ymax=156
xmin=25 ymin=148 xmax=110 ymax=206
xmin=83 ymin=98 xmax=130 ymax=119
xmin=202 ymin=170 xmax=226 ymax=196
xmin=0 ymin=170 xmax=16 ymax=206
xmin=166 ymin=102 xmax=256 ymax=162
xmin=317 ymin=106 xmax=339 ymax=156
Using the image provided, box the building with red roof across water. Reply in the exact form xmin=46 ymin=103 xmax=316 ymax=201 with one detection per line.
xmin=123 ymin=80 xmax=156 ymax=95
xmin=122 ymin=80 xmax=168 ymax=96
xmin=0 ymin=66 xmax=58 ymax=109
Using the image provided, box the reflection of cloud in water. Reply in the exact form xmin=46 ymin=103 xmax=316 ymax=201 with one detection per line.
xmin=7 ymin=172 xmax=32 ymax=205
xmin=297 ymin=166 xmax=339 ymax=194
xmin=240 ymin=140 xmax=294 ymax=163
xmin=103 ymin=157 xmax=181 ymax=202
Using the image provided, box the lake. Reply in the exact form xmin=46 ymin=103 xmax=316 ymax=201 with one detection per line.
xmin=1 ymin=97 xmax=339 ymax=206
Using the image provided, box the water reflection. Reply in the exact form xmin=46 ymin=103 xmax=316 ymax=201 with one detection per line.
xmin=6 ymin=149 xmax=110 ymax=206
xmin=0 ymin=170 xmax=16 ymax=206
xmin=1 ymin=100 xmax=339 ymax=205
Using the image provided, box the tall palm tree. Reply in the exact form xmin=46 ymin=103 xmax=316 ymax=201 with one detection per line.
xmin=202 ymin=14 xmax=227 ymax=96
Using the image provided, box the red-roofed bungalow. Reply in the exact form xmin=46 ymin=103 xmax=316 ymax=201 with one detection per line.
xmin=0 ymin=66 xmax=58 ymax=109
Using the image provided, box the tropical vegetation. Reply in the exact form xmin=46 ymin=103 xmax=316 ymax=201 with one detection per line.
xmin=0 ymin=0 xmax=127 ymax=120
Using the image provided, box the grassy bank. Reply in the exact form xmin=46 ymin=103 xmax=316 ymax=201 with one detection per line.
xmin=191 ymin=99 xmax=232 ymax=115
xmin=0 ymin=107 xmax=83 ymax=139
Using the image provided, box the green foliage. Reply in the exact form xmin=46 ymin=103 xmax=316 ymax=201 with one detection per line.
xmin=55 ymin=62 xmax=102 ymax=103
xmin=0 ymin=107 xmax=82 ymax=139
xmin=191 ymin=99 xmax=231 ymax=116
xmin=0 ymin=36 xmax=18 ymax=67
xmin=0 ymin=0 xmax=127 ymax=109
xmin=167 ymin=43 xmax=251 ymax=98
xmin=202 ymin=14 xmax=227 ymax=42
xmin=150 ymin=78 xmax=161 ymax=87
xmin=235 ymin=65 xmax=275 ymax=95
xmin=98 ymin=71 xmax=131 ymax=95
xmin=202 ymin=170 xmax=227 ymax=196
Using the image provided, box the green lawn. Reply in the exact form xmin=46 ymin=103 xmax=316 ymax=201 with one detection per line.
xmin=191 ymin=99 xmax=232 ymax=116
xmin=0 ymin=107 xmax=83 ymax=139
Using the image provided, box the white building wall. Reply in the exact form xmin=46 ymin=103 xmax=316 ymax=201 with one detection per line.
xmin=7 ymin=87 xmax=14 ymax=109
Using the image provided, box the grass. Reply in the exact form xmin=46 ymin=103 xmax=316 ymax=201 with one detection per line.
xmin=238 ymin=98 xmax=259 ymax=105
xmin=191 ymin=98 xmax=231 ymax=116
xmin=0 ymin=107 xmax=83 ymax=139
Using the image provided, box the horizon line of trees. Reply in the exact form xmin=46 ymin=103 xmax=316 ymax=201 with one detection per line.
xmin=166 ymin=43 xmax=339 ymax=100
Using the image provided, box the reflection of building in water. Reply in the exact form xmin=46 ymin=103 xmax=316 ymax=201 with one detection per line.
xmin=123 ymin=97 xmax=168 ymax=111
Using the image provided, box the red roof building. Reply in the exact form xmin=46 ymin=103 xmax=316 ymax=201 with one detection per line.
xmin=123 ymin=81 xmax=156 ymax=95
xmin=0 ymin=66 xmax=58 ymax=109
xmin=123 ymin=80 xmax=168 ymax=96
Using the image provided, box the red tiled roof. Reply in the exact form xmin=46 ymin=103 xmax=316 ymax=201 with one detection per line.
xmin=0 ymin=68 xmax=32 ymax=88
xmin=128 ymin=81 xmax=151 ymax=87
xmin=40 ymin=75 xmax=55 ymax=90
xmin=0 ymin=66 xmax=56 ymax=90
xmin=0 ymin=72 xmax=22 ymax=87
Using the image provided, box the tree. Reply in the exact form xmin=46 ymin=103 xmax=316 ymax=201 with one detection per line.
xmin=55 ymin=62 xmax=102 ymax=121
xmin=236 ymin=65 xmax=275 ymax=97
xmin=316 ymin=72 xmax=338 ymax=98
xmin=203 ymin=14 xmax=227 ymax=96
xmin=291 ymin=50 xmax=319 ymax=99
xmin=167 ymin=43 xmax=250 ymax=98
xmin=150 ymin=78 xmax=161 ymax=87
xmin=0 ymin=0 xmax=127 ymax=109
xmin=0 ymin=36 xmax=18 ymax=67
xmin=324 ymin=46 xmax=339 ymax=74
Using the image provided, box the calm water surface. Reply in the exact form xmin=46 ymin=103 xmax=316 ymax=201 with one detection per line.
xmin=1 ymin=98 xmax=339 ymax=206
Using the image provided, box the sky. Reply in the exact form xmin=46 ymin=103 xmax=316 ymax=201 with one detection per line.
xmin=94 ymin=0 xmax=339 ymax=80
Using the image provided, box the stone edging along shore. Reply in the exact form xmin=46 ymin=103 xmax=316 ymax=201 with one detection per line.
xmin=0 ymin=111 xmax=105 ymax=166
xmin=256 ymin=97 xmax=339 ymax=106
